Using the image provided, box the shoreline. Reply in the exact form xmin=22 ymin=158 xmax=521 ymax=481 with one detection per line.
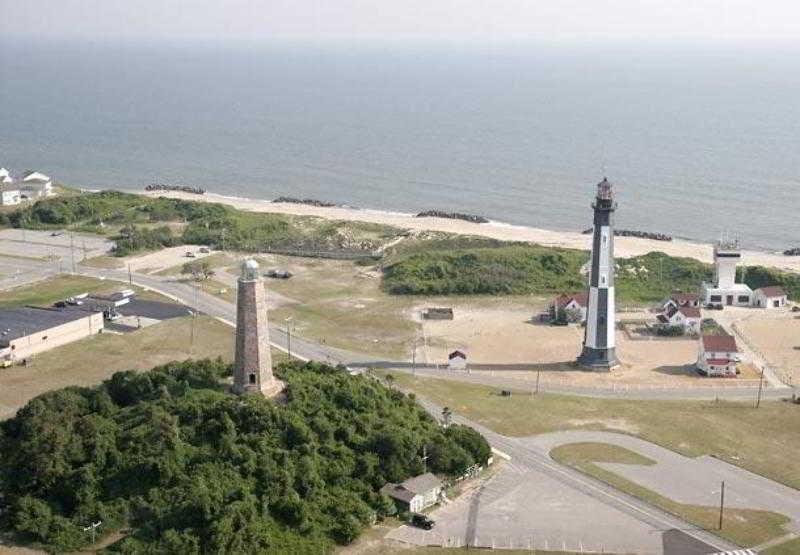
xmin=137 ymin=189 xmax=800 ymax=272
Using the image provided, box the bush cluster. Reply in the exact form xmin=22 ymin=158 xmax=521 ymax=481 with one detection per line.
xmin=0 ymin=360 xmax=490 ymax=553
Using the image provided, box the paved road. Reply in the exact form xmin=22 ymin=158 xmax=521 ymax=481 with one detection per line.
xmin=1 ymin=253 xmax=795 ymax=402
xmin=528 ymin=430 xmax=800 ymax=533
xmin=388 ymin=395 xmax=740 ymax=554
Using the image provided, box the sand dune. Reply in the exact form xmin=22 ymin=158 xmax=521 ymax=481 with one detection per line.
xmin=140 ymin=190 xmax=800 ymax=272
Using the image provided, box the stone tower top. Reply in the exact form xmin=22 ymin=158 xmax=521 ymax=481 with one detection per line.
xmin=241 ymin=258 xmax=260 ymax=280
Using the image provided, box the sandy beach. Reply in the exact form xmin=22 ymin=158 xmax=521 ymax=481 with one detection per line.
xmin=141 ymin=190 xmax=800 ymax=272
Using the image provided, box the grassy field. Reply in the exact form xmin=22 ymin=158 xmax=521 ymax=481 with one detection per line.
xmin=0 ymin=274 xmax=130 ymax=308
xmin=763 ymin=536 xmax=800 ymax=554
xmin=551 ymin=443 xmax=790 ymax=547
xmin=80 ymin=255 xmax=126 ymax=269
xmin=382 ymin=373 xmax=800 ymax=491
xmin=0 ymin=315 xmax=235 ymax=420
xmin=267 ymin=256 xmax=419 ymax=359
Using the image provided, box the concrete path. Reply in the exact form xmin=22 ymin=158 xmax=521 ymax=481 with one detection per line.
xmin=526 ymin=430 xmax=800 ymax=532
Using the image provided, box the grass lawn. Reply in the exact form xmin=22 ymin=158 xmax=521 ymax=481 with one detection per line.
xmin=550 ymin=443 xmax=790 ymax=547
xmin=0 ymin=315 xmax=235 ymax=420
xmin=267 ymin=256 xmax=419 ymax=359
xmin=763 ymin=536 xmax=800 ymax=554
xmin=0 ymin=274 xmax=129 ymax=308
xmin=382 ymin=373 xmax=800 ymax=491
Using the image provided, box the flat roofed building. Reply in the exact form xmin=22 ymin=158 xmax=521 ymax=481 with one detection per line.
xmin=701 ymin=240 xmax=753 ymax=307
xmin=0 ymin=306 xmax=104 ymax=360
xmin=381 ymin=473 xmax=443 ymax=513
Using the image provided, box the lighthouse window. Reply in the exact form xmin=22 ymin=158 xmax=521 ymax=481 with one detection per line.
xmin=602 ymin=235 xmax=607 ymax=244
xmin=600 ymin=276 xmax=606 ymax=284
xmin=249 ymin=373 xmax=256 ymax=385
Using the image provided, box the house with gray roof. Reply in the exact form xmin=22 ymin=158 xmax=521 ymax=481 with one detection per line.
xmin=381 ymin=472 xmax=443 ymax=513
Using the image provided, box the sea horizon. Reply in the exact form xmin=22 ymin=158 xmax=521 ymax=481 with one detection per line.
xmin=2 ymin=38 xmax=799 ymax=250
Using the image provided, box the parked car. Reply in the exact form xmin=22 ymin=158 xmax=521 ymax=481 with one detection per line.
xmin=704 ymin=303 xmax=724 ymax=310
xmin=185 ymin=251 xmax=196 ymax=258
xmin=411 ymin=514 xmax=434 ymax=530
xmin=199 ymin=247 xmax=210 ymax=253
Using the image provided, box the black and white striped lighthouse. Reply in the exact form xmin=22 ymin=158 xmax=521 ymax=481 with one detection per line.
xmin=578 ymin=177 xmax=618 ymax=370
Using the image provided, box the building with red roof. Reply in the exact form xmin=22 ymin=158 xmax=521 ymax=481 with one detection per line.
xmin=697 ymin=333 xmax=740 ymax=377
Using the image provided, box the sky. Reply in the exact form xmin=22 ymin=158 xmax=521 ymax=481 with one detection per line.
xmin=3 ymin=0 xmax=800 ymax=43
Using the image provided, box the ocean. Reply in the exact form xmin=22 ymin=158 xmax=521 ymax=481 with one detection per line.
xmin=1 ymin=39 xmax=798 ymax=250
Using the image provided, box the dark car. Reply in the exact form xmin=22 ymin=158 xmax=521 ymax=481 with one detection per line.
xmin=411 ymin=513 xmax=434 ymax=530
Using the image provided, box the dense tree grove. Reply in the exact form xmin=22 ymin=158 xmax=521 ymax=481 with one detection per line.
xmin=0 ymin=360 xmax=489 ymax=553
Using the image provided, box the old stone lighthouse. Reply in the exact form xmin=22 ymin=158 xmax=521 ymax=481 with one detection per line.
xmin=578 ymin=178 xmax=618 ymax=370
xmin=233 ymin=259 xmax=283 ymax=396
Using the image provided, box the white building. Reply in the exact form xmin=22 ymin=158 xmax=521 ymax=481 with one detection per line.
xmin=19 ymin=171 xmax=53 ymax=198
xmin=0 ymin=186 xmax=21 ymax=206
xmin=697 ymin=334 xmax=740 ymax=377
xmin=0 ymin=168 xmax=14 ymax=185
xmin=657 ymin=305 xmax=702 ymax=334
xmin=447 ymin=350 xmax=467 ymax=370
xmin=753 ymin=286 xmax=788 ymax=309
xmin=381 ymin=473 xmax=443 ymax=513
xmin=0 ymin=307 xmax=104 ymax=361
xmin=701 ymin=239 xmax=753 ymax=307
xmin=550 ymin=292 xmax=588 ymax=323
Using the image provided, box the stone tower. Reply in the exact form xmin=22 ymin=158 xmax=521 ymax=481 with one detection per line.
xmin=578 ymin=177 xmax=618 ymax=370
xmin=233 ymin=259 xmax=283 ymax=396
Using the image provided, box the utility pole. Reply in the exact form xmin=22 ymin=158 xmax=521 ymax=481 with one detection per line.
xmin=535 ymin=369 xmax=541 ymax=395
xmin=422 ymin=445 xmax=430 ymax=473
xmin=69 ymin=232 xmax=76 ymax=273
xmin=718 ymin=481 xmax=725 ymax=530
xmin=82 ymin=521 xmax=102 ymax=545
xmin=756 ymin=367 xmax=765 ymax=408
xmin=411 ymin=337 xmax=417 ymax=375
xmin=285 ymin=317 xmax=293 ymax=359
xmin=128 ymin=264 xmax=132 ymax=285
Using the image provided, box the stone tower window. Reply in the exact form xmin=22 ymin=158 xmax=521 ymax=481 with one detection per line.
xmin=249 ymin=373 xmax=256 ymax=385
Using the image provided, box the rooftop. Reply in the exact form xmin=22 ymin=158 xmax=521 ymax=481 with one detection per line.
xmin=381 ymin=472 xmax=442 ymax=502
xmin=702 ymin=334 xmax=738 ymax=353
xmin=678 ymin=306 xmax=701 ymax=318
xmin=0 ymin=306 xmax=102 ymax=345
xmin=756 ymin=285 xmax=786 ymax=297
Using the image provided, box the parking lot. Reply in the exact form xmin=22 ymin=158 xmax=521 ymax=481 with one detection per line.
xmin=0 ymin=229 xmax=113 ymax=261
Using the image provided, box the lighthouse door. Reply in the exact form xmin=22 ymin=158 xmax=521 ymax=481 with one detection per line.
xmin=726 ymin=295 xmax=733 ymax=306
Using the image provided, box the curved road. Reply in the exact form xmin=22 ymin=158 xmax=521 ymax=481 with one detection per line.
xmin=0 ymin=254 xmax=794 ymax=401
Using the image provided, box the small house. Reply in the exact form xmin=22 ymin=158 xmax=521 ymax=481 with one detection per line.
xmin=753 ymin=286 xmax=788 ymax=309
xmin=381 ymin=473 xmax=443 ymax=513
xmin=550 ymin=292 xmax=589 ymax=323
xmin=447 ymin=350 xmax=467 ymax=370
xmin=19 ymin=171 xmax=53 ymax=198
xmin=657 ymin=305 xmax=702 ymax=334
xmin=697 ymin=334 xmax=740 ymax=377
